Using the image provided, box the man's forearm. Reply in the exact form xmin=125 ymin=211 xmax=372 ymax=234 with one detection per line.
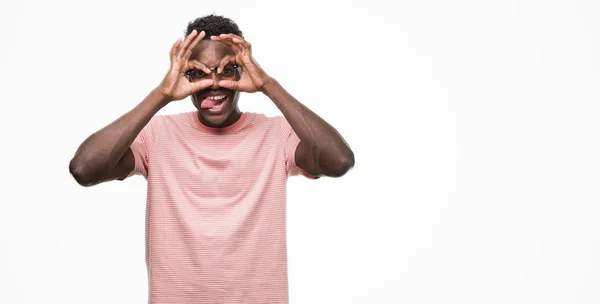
xmin=261 ymin=78 xmax=354 ymax=174
xmin=69 ymin=89 xmax=169 ymax=184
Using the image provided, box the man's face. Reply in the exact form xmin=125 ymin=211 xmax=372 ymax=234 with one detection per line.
xmin=189 ymin=39 xmax=241 ymax=127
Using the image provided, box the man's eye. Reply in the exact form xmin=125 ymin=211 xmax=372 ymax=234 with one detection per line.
xmin=222 ymin=64 xmax=238 ymax=76
xmin=190 ymin=70 xmax=206 ymax=77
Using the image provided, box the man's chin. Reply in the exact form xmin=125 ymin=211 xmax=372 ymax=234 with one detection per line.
xmin=198 ymin=109 xmax=236 ymax=128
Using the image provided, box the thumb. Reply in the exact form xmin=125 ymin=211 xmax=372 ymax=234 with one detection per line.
xmin=218 ymin=80 xmax=239 ymax=90
xmin=190 ymin=79 xmax=214 ymax=93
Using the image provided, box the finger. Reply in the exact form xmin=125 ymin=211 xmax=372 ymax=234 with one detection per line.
xmin=211 ymin=35 xmax=243 ymax=53
xmin=213 ymin=34 xmax=240 ymax=46
xmin=222 ymin=34 xmax=250 ymax=48
xmin=219 ymin=33 xmax=244 ymax=41
xmin=217 ymin=55 xmax=237 ymax=73
xmin=218 ymin=34 xmax=250 ymax=47
xmin=211 ymin=35 xmax=232 ymax=46
xmin=190 ymin=79 xmax=214 ymax=93
xmin=170 ymin=38 xmax=182 ymax=62
xmin=188 ymin=59 xmax=212 ymax=74
xmin=218 ymin=79 xmax=239 ymax=90
xmin=224 ymin=41 xmax=244 ymax=55
xmin=177 ymin=30 xmax=198 ymax=59
xmin=183 ymin=30 xmax=205 ymax=60
xmin=233 ymin=37 xmax=251 ymax=49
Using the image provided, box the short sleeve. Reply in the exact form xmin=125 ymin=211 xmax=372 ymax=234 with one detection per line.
xmin=281 ymin=118 xmax=320 ymax=179
xmin=118 ymin=116 xmax=162 ymax=180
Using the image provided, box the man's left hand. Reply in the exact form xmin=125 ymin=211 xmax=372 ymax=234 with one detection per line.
xmin=211 ymin=34 xmax=272 ymax=93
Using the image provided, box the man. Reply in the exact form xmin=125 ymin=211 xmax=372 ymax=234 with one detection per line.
xmin=69 ymin=14 xmax=354 ymax=303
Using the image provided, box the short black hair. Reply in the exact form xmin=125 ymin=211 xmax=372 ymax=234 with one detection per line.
xmin=185 ymin=14 xmax=243 ymax=38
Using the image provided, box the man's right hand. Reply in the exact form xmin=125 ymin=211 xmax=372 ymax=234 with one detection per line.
xmin=70 ymin=30 xmax=215 ymax=187
xmin=157 ymin=30 xmax=214 ymax=102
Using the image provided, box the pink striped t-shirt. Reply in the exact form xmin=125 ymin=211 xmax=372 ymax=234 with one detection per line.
xmin=121 ymin=111 xmax=316 ymax=304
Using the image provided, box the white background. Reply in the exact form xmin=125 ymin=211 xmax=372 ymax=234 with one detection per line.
xmin=1 ymin=0 xmax=599 ymax=303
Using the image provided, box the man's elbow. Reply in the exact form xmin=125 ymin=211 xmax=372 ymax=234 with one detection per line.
xmin=69 ymin=158 xmax=100 ymax=187
xmin=325 ymin=151 xmax=355 ymax=177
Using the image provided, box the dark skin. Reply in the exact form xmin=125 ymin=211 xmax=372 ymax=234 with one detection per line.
xmin=69 ymin=30 xmax=354 ymax=186
xmin=189 ymin=39 xmax=242 ymax=128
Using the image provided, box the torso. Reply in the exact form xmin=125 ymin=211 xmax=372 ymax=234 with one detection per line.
xmin=140 ymin=111 xmax=295 ymax=304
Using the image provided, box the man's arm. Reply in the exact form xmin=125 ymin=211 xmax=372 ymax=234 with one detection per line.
xmin=210 ymin=34 xmax=355 ymax=178
xmin=69 ymin=90 xmax=168 ymax=186
xmin=69 ymin=30 xmax=212 ymax=186
xmin=261 ymin=79 xmax=355 ymax=177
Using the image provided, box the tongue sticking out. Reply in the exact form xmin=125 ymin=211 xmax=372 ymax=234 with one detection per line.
xmin=201 ymin=97 xmax=225 ymax=109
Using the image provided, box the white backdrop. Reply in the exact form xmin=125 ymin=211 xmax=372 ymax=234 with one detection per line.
xmin=1 ymin=0 xmax=599 ymax=303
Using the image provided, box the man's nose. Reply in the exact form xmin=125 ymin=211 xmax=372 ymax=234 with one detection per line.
xmin=209 ymin=67 xmax=221 ymax=89
xmin=209 ymin=69 xmax=221 ymax=89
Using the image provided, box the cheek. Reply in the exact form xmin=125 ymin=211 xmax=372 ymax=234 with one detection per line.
xmin=191 ymin=95 xmax=200 ymax=108
xmin=230 ymin=93 xmax=240 ymax=105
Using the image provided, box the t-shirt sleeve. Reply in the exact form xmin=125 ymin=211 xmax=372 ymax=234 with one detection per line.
xmin=118 ymin=116 xmax=162 ymax=180
xmin=281 ymin=117 xmax=320 ymax=179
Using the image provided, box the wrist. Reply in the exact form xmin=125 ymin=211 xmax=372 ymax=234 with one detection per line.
xmin=149 ymin=88 xmax=173 ymax=107
xmin=259 ymin=76 xmax=278 ymax=95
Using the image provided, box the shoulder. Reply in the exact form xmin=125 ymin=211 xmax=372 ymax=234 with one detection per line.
xmin=145 ymin=111 xmax=195 ymax=130
xmin=245 ymin=113 xmax=288 ymax=127
xmin=161 ymin=111 xmax=194 ymax=126
xmin=244 ymin=113 xmax=291 ymax=134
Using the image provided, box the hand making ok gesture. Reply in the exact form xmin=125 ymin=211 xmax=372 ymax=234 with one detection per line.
xmin=210 ymin=34 xmax=273 ymax=93
xmin=157 ymin=30 xmax=215 ymax=101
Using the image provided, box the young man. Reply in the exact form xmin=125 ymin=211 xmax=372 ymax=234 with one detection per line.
xmin=69 ymin=14 xmax=354 ymax=303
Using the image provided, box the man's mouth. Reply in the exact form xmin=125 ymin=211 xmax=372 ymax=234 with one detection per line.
xmin=200 ymin=95 xmax=228 ymax=114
